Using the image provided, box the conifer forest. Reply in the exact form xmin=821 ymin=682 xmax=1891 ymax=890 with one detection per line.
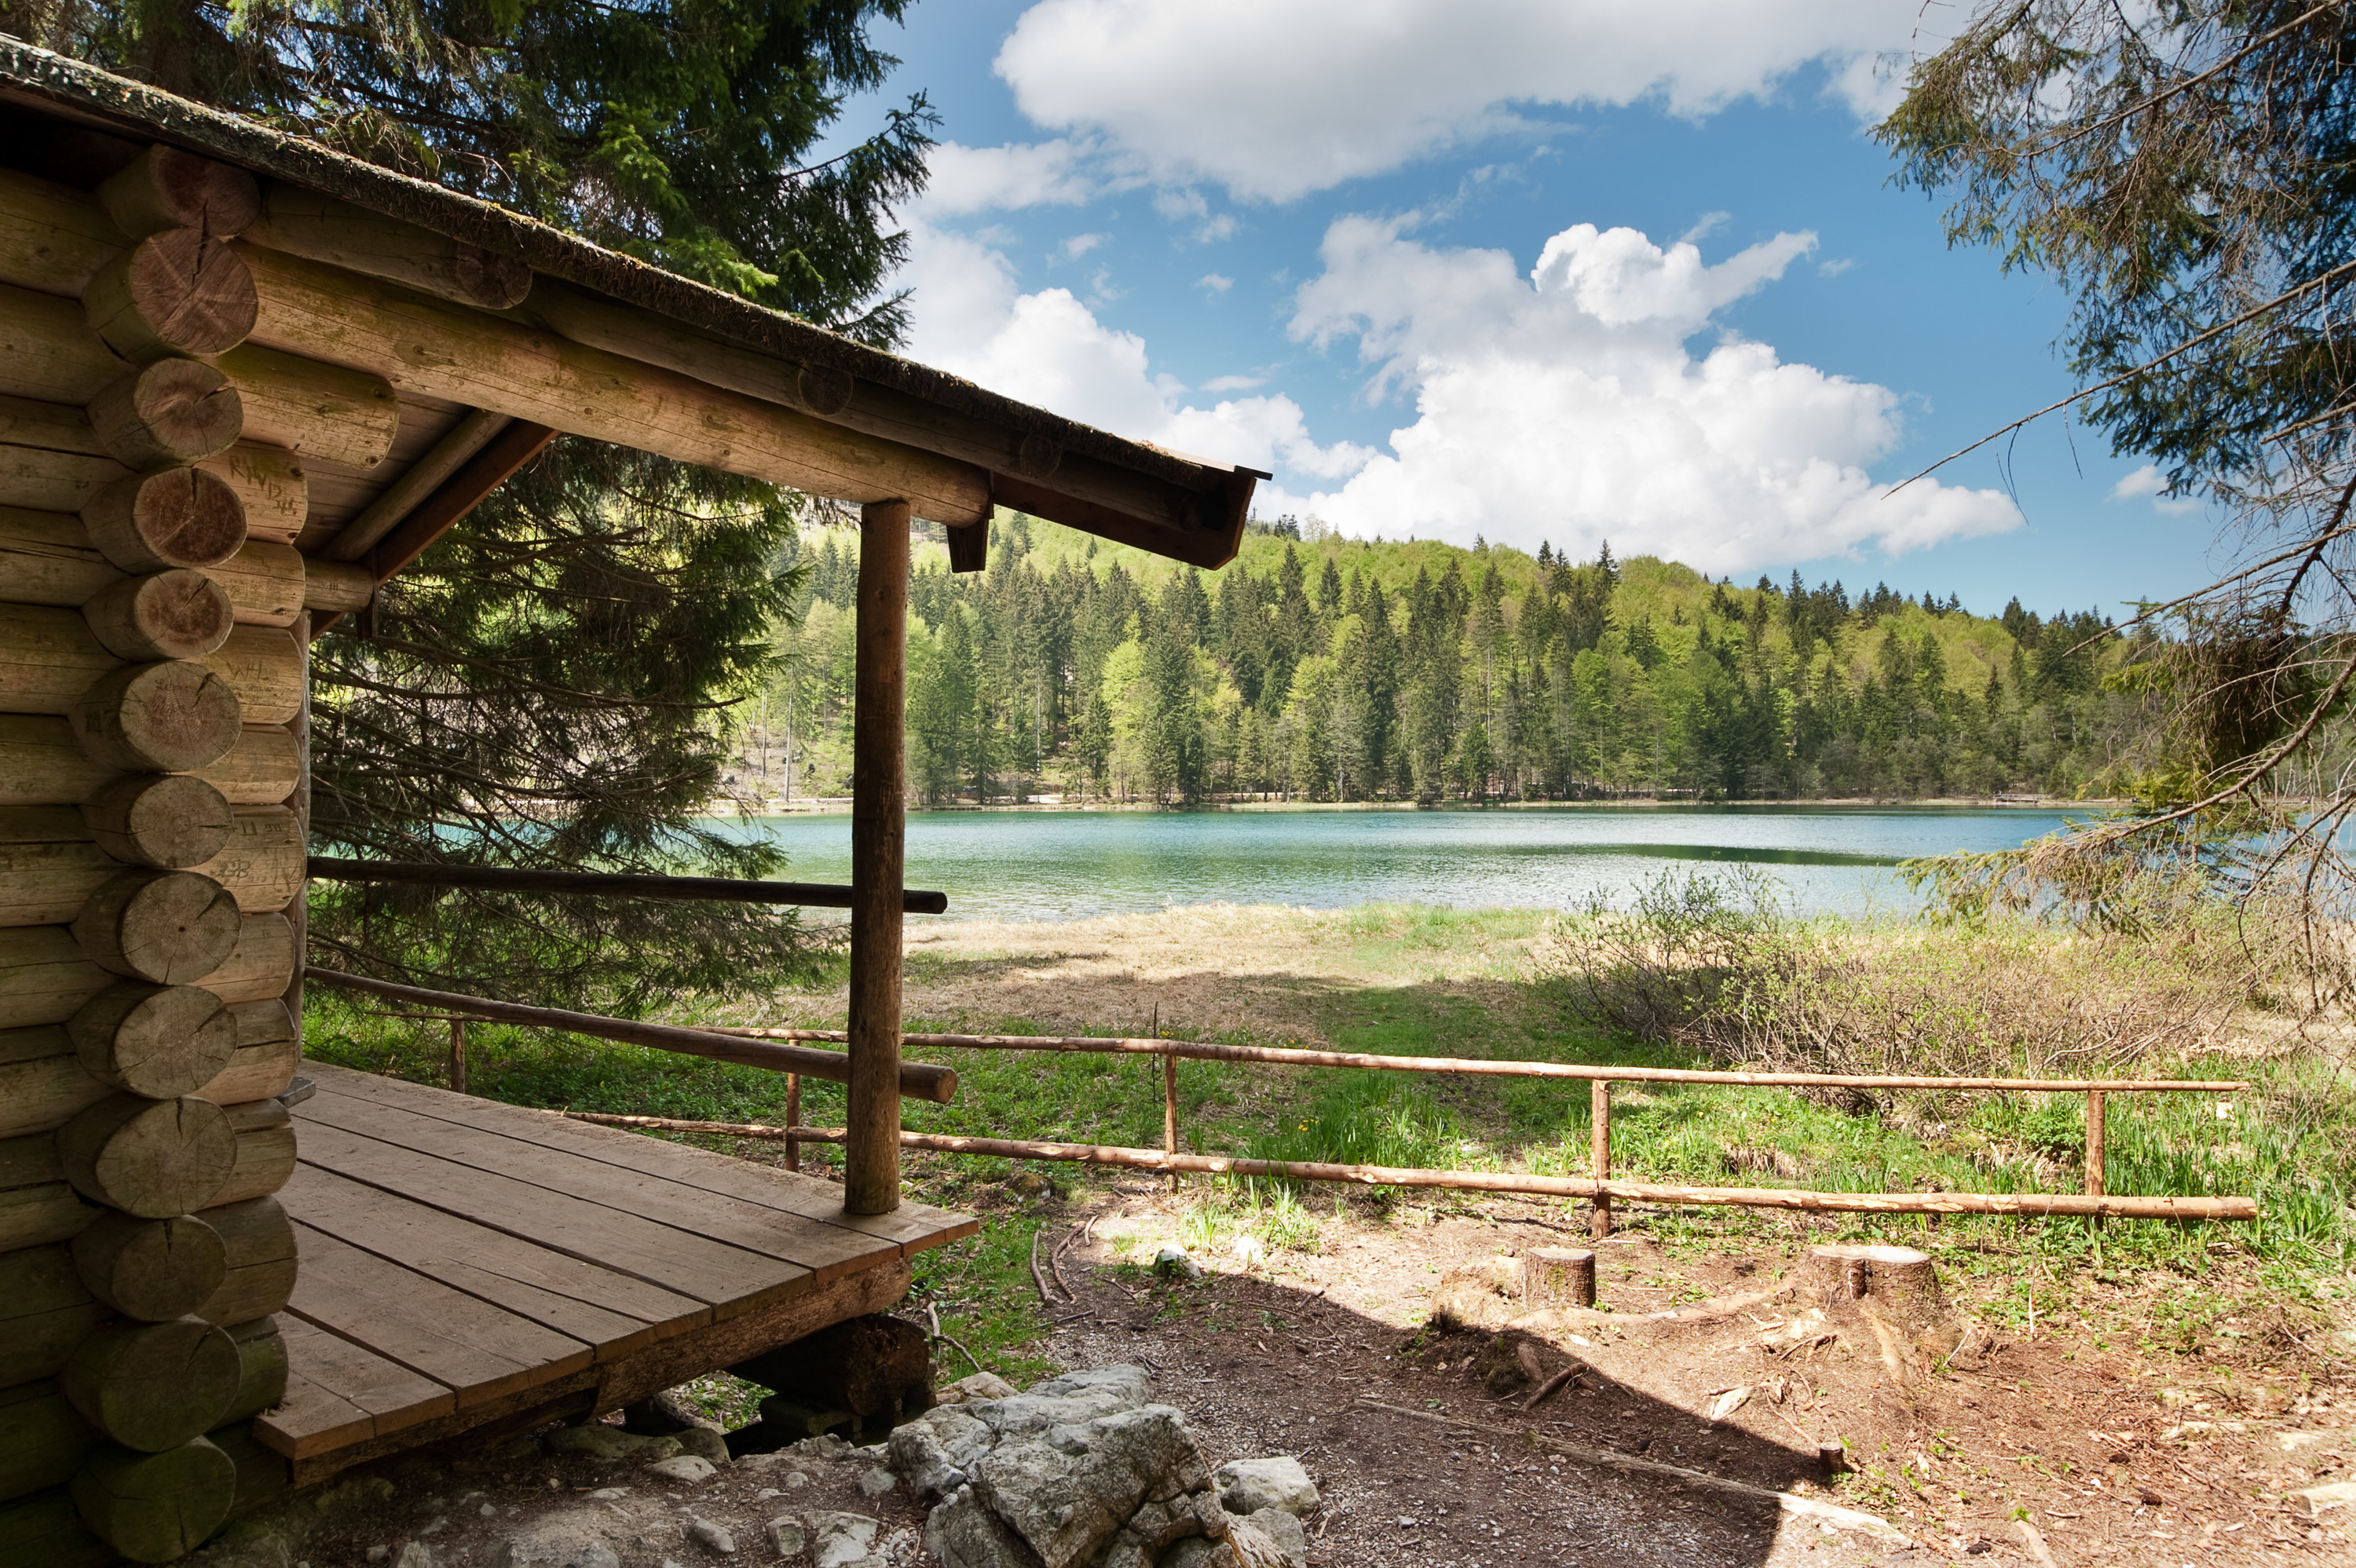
xmin=755 ymin=514 xmax=2139 ymax=807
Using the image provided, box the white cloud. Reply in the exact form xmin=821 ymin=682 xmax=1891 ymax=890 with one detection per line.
xmin=997 ymin=0 xmax=1930 ymax=202
xmin=1060 ymin=232 xmax=1107 ymax=259
xmin=1817 ymin=257 xmax=1857 ymax=278
xmin=1268 ymin=217 xmax=2018 ymax=573
xmin=2109 ymin=462 xmax=2203 ymax=516
xmin=898 ymin=221 xmax=1374 ymax=481
xmin=1202 ymin=372 xmax=1267 ymax=391
xmin=1197 ymin=273 xmax=1234 ymax=293
xmin=917 ymin=139 xmax=1097 ymax=215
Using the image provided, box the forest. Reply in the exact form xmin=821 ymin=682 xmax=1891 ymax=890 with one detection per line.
xmin=751 ymin=513 xmax=2146 ymax=808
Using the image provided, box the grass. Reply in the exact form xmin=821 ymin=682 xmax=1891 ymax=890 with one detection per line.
xmin=305 ymin=899 xmax=2356 ymax=1394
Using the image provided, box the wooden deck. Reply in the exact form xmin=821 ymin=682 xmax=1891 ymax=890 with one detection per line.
xmin=258 ymin=1063 xmax=976 ymax=1482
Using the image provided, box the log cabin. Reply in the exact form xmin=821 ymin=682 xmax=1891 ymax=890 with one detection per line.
xmin=0 ymin=38 xmax=1260 ymax=1564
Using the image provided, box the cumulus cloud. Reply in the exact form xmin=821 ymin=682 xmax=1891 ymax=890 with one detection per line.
xmin=1269 ymin=218 xmax=2019 ymax=573
xmin=917 ymin=139 xmax=1098 ymax=215
xmin=996 ymin=0 xmax=1927 ymax=202
xmin=898 ymin=221 xmax=1371 ymax=480
xmin=2109 ymin=463 xmax=2204 ymax=516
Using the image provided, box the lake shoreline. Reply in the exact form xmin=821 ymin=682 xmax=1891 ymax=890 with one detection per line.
xmin=716 ymin=793 xmax=2118 ymax=818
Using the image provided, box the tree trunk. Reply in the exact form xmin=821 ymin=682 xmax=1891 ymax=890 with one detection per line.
xmin=80 ymin=570 xmax=233 ymax=663
xmin=187 ymin=1001 xmax=295 ymax=1106
xmin=0 ymin=163 xmax=122 ymax=294
xmin=197 ymin=626 xmax=299 ymax=726
xmin=97 ymin=148 xmax=259 ymax=243
xmin=0 ymin=1380 xmax=98 ymax=1505
xmin=86 ymin=360 xmax=241 ymax=472
xmin=191 ymin=1197 xmax=294 ymax=1325
xmin=69 ymin=1209 xmax=226 ymax=1321
xmin=0 ymin=283 xmax=121 ymax=411
xmin=82 ymin=232 xmax=257 ymax=364
xmin=70 ymin=869 xmax=242 ymax=984
xmin=68 ymin=1435 xmax=236 ymax=1563
xmin=246 ymin=190 xmax=533 ymax=309
xmin=62 ymin=1317 xmax=241 ymax=1452
xmin=56 ymin=1093 xmax=236 ymax=1216
xmin=207 ymin=540 xmax=305 ymax=625
xmin=68 ymin=981 xmax=236 ymax=1098
xmin=79 ymin=774 xmax=234 ymax=868
xmin=70 ymin=661 xmax=245 ymax=773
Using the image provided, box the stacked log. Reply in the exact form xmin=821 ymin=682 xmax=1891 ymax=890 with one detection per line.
xmin=0 ymin=147 xmax=312 ymax=1564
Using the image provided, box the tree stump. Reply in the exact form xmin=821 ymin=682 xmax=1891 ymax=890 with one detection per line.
xmin=98 ymin=146 xmax=262 ymax=242
xmin=80 ymin=773 xmax=236 ymax=869
xmin=1524 ymin=1246 xmax=1597 ymax=1308
xmin=218 ymin=1317 xmax=287 ymax=1424
xmin=60 ymin=1316 xmax=240 ymax=1450
xmin=0 ymin=1380 xmax=99 ymax=1502
xmin=1804 ymin=1242 xmax=1963 ymax=1368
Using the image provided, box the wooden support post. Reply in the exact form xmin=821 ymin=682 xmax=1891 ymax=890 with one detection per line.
xmin=1590 ymin=1078 xmax=1612 ymax=1239
xmin=2085 ymin=1088 xmax=2105 ymax=1212
xmin=447 ymin=1017 xmax=466 ymax=1095
xmin=783 ymin=1073 xmax=800 ymax=1173
xmin=281 ymin=610 xmax=307 ymax=1067
xmin=1163 ymin=1047 xmax=1179 ymax=1195
xmin=846 ymin=498 xmax=909 ymax=1216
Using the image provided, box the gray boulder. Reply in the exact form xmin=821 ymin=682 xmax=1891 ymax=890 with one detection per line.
xmin=971 ymin=1405 xmax=1207 ymax=1568
xmin=1213 ymin=1457 xmax=1320 ymax=1519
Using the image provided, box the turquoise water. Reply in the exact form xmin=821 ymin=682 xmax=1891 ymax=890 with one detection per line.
xmin=722 ymin=805 xmax=2080 ymax=923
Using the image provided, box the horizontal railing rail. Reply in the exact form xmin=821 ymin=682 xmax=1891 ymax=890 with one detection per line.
xmin=307 ymin=858 xmax=949 ymax=914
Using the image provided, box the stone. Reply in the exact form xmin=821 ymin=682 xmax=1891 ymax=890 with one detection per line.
xmin=545 ymin=1425 xmax=680 ymax=1463
xmin=857 ymin=1466 xmax=897 ymax=1496
xmin=646 ymin=1455 xmax=717 ymax=1483
xmin=1152 ymin=1245 xmax=1201 ymax=1281
xmin=972 ymin=1405 xmax=1209 ymax=1568
xmin=938 ymin=1372 xmax=1019 ymax=1405
xmin=1231 ymin=1508 xmax=1308 ymax=1568
xmin=672 ymin=1427 xmax=731 ymax=1465
xmin=2296 ymin=1480 xmax=2356 ymax=1518
xmin=807 ymin=1511 xmax=881 ymax=1568
xmin=394 ymin=1545 xmax=438 ymax=1568
xmin=499 ymin=1515 xmax=626 ymax=1568
xmin=925 ymin=1489 xmax=1033 ymax=1568
xmin=765 ymin=1517 xmax=806 ymax=1556
xmin=888 ymin=1404 xmax=995 ymax=1500
xmin=1213 ymin=1457 xmax=1320 ymax=1519
xmin=685 ymin=1518 xmax=736 ymax=1554
xmin=1161 ymin=1541 xmax=1242 ymax=1568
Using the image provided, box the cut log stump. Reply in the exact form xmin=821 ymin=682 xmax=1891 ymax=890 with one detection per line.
xmin=1524 ymin=1246 xmax=1597 ymax=1308
xmin=1805 ymin=1243 xmax=1963 ymax=1369
xmin=81 ymin=568 xmax=235 ymax=663
xmin=68 ymin=1435 xmax=235 ymax=1563
xmin=86 ymin=361 xmax=241 ymax=471
xmin=71 ymin=660 xmax=244 ymax=773
xmin=57 ymin=1093 xmax=236 ymax=1217
xmin=70 ymin=1209 xmax=227 ymax=1321
xmin=60 ymin=1315 xmax=241 ymax=1450
xmin=80 ymin=773 xmax=235 ymax=869
xmin=71 ymin=868 xmax=241 ymax=983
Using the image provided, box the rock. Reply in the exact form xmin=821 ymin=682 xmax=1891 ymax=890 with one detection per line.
xmin=1152 ymin=1245 xmax=1200 ymax=1281
xmin=807 ymin=1511 xmax=881 ymax=1568
xmin=1161 ymin=1541 xmax=1241 ymax=1568
xmin=889 ymin=1405 xmax=995 ymax=1500
xmin=544 ymin=1425 xmax=680 ymax=1463
xmin=395 ymin=1544 xmax=438 ymax=1568
xmin=1213 ymin=1457 xmax=1319 ymax=1519
xmin=672 ymin=1427 xmax=731 ymax=1466
xmin=972 ymin=1405 xmax=1210 ymax=1568
xmin=646 ymin=1455 xmax=717 ymax=1483
xmin=2296 ymin=1480 xmax=2356 ymax=1518
xmin=366 ymin=1550 xmax=389 ymax=1564
xmin=499 ymin=1513 xmax=626 ymax=1568
xmin=685 ymin=1518 xmax=737 ymax=1554
xmin=788 ymin=1433 xmax=858 ymax=1460
xmin=765 ymin=1516 xmax=807 ymax=1555
xmin=1002 ymin=1171 xmax=1055 ymax=1201
xmin=925 ymin=1488 xmax=1033 ymax=1568
xmin=857 ymin=1466 xmax=897 ymax=1496
xmin=938 ymin=1372 xmax=1019 ymax=1405
xmin=1228 ymin=1235 xmax=1266 ymax=1269
xmin=1231 ymin=1508 xmax=1308 ymax=1568
xmin=620 ymin=1390 xmax=719 ymax=1437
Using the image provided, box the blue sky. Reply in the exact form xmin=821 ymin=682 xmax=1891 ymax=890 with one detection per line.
xmin=840 ymin=0 xmax=2225 ymax=620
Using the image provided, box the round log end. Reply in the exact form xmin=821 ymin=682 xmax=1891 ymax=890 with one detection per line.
xmin=797 ymin=362 xmax=856 ymax=417
xmin=1013 ymin=431 xmax=1063 ymax=480
xmin=82 ymin=773 xmax=236 ymax=868
xmin=453 ymin=242 xmax=534 ymax=309
xmin=71 ymin=980 xmax=238 ymax=1097
xmin=71 ymin=1434 xmax=237 ymax=1563
xmin=58 ymin=1093 xmax=239 ymax=1216
xmin=87 ymin=360 xmax=244 ymax=470
xmin=101 ymin=145 xmax=262 ymax=240
xmin=90 ymin=232 xmax=259 ymax=361
xmin=83 ymin=467 xmax=248 ymax=574
xmin=82 ymin=568 xmax=237 ymax=662
xmin=71 ymin=1210 xmax=229 ymax=1321
xmin=63 ymin=1316 xmax=242 ymax=1451
xmin=72 ymin=868 xmax=244 ymax=983
xmin=72 ymin=660 xmax=246 ymax=773
xmin=1524 ymin=1245 xmax=1597 ymax=1307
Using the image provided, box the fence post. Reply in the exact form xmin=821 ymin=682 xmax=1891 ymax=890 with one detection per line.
xmin=2085 ymin=1088 xmax=2105 ymax=1214
xmin=448 ymin=1018 xmax=466 ymax=1095
xmin=1590 ymin=1079 xmax=1612 ymax=1239
xmin=784 ymin=1073 xmax=801 ymax=1173
xmin=1163 ymin=1047 xmax=1180 ymax=1194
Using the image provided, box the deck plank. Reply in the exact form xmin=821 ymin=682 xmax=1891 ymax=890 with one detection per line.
xmin=293 ymin=1118 xmax=810 ymax=1316
xmin=290 ymin=1225 xmax=594 ymax=1405
xmin=262 ymin=1317 xmax=452 ymax=1459
xmin=299 ymin=1078 xmax=904 ymax=1282
xmin=284 ymin=1164 xmax=694 ymax=1361
xmin=304 ymin=1062 xmax=979 ymax=1253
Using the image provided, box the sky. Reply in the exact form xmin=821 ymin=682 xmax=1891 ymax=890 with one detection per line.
xmin=837 ymin=0 xmax=2228 ymax=620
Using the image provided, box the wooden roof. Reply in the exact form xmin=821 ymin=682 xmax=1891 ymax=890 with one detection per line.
xmin=0 ymin=39 xmax=1265 ymax=570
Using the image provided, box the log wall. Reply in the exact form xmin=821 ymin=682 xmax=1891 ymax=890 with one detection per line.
xmin=0 ymin=145 xmax=302 ymax=1565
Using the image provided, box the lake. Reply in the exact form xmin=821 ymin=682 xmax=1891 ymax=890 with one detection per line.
xmin=723 ymin=804 xmax=2083 ymax=923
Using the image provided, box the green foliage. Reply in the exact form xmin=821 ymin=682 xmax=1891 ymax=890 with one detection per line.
xmin=775 ymin=517 xmax=2138 ymax=806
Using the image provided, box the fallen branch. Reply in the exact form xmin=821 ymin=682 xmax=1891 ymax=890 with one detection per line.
xmin=1521 ymin=1366 xmax=1580 ymax=1410
xmin=1350 ymin=1400 xmax=1910 ymax=1544
xmin=926 ymin=1303 xmax=986 ymax=1377
xmin=1049 ymin=1226 xmax=1078 ymax=1299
